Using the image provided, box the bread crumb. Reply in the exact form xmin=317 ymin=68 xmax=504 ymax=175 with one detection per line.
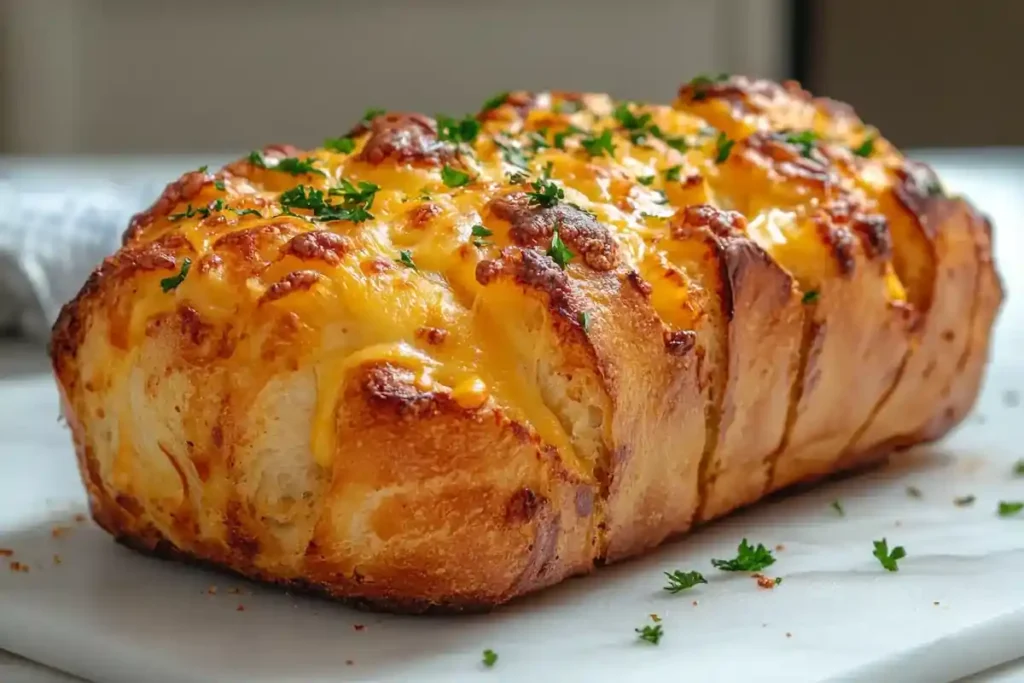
xmin=753 ymin=574 xmax=778 ymax=589
xmin=345 ymin=660 xmax=354 ymax=666
xmin=228 ymin=587 xmax=243 ymax=595
xmin=9 ymin=561 xmax=29 ymax=573
xmin=649 ymin=614 xmax=661 ymax=623
xmin=0 ymin=548 xmax=13 ymax=557
xmin=74 ymin=513 xmax=87 ymax=523
xmin=236 ymin=605 xmax=246 ymax=612
xmin=692 ymin=600 xmax=698 ymax=607
xmin=786 ymin=632 xmax=792 ymax=638
xmin=775 ymin=544 xmax=785 ymax=552
xmin=51 ymin=526 xmax=71 ymax=538
xmin=933 ymin=601 xmax=940 ymax=606
xmin=52 ymin=554 xmax=62 ymax=565
xmin=353 ymin=624 xmax=366 ymax=631
xmin=207 ymin=586 xmax=218 ymax=595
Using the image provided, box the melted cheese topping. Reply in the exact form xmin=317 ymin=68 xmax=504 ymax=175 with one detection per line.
xmin=115 ymin=83 xmax=913 ymax=468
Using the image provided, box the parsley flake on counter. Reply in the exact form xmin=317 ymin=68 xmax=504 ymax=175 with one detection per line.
xmin=872 ymin=538 xmax=906 ymax=572
xmin=527 ymin=178 xmax=564 ymax=208
xmin=397 ymin=250 xmax=417 ymax=270
xmin=214 ymin=179 xmax=226 ymax=191
xmin=714 ymin=132 xmax=735 ymax=164
xmin=481 ymin=92 xmax=509 ymax=112
xmin=664 ymin=165 xmax=682 ymax=182
xmin=546 ymin=228 xmax=573 ymax=268
xmin=663 ymin=570 xmax=706 ymax=594
xmin=324 ymin=137 xmax=356 ymax=154
xmin=482 ymin=649 xmax=498 ymax=667
xmin=160 ymin=258 xmax=191 ymax=293
xmin=783 ymin=130 xmax=819 ymax=158
xmin=711 ymin=539 xmax=775 ymax=572
xmin=496 ymin=140 xmax=530 ymax=170
xmin=578 ymin=311 xmax=591 ymax=332
xmin=774 ymin=577 xmax=783 ymax=586
xmin=580 ymin=129 xmax=615 ymax=158
xmin=1013 ymin=459 xmax=1024 ymax=476
xmin=637 ymin=175 xmax=655 ymax=186
xmin=998 ymin=501 xmax=1024 ymax=517
xmin=906 ymin=485 xmax=923 ymax=498
xmin=954 ymin=494 xmax=976 ymax=507
xmin=635 ymin=619 xmax=663 ymax=645
xmin=437 ymin=114 xmax=481 ymax=145
xmin=852 ymin=134 xmax=876 ymax=158
xmin=801 ymin=289 xmax=820 ymax=304
xmin=169 ymin=204 xmax=197 ymax=221
xmin=831 ymin=500 xmax=845 ymax=516
xmin=441 ymin=165 xmax=472 ymax=188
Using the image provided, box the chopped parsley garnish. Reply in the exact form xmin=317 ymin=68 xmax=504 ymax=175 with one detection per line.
xmin=540 ymin=161 xmax=554 ymax=180
xmin=481 ymin=92 xmax=508 ymax=112
xmin=954 ymin=494 xmax=976 ymax=507
xmin=214 ymin=179 xmax=226 ymax=191
xmin=635 ymin=619 xmax=663 ymax=645
xmin=552 ymin=99 xmax=583 ymax=114
xmin=665 ymin=136 xmax=690 ymax=153
xmin=482 ymin=649 xmax=498 ymax=667
xmin=831 ymin=500 xmax=844 ymax=516
xmin=471 ymin=224 xmax=493 ymax=247
xmin=689 ymin=73 xmax=729 ymax=100
xmin=528 ymin=129 xmax=550 ymax=151
xmin=441 ymin=165 xmax=472 ymax=188
xmin=852 ymin=134 xmax=876 ymax=158
xmin=906 ymin=485 xmax=923 ymax=498
xmin=663 ymin=570 xmax=706 ymax=594
xmin=547 ymin=228 xmax=573 ymax=268
xmin=362 ymin=107 xmax=386 ymax=122
xmin=578 ymin=311 xmax=591 ymax=332
xmin=436 ymin=114 xmax=481 ymax=145
xmin=233 ymin=208 xmax=263 ymax=217
xmin=774 ymin=577 xmax=783 ymax=586
xmin=580 ymin=129 xmax=615 ymax=158
xmin=872 ymin=538 xmax=906 ymax=571
xmin=397 ymin=250 xmax=417 ymax=270
xmin=1014 ymin=459 xmax=1024 ymax=476
xmin=711 ymin=539 xmax=775 ymax=572
xmin=664 ymin=165 xmax=682 ymax=182
xmin=324 ymin=137 xmax=356 ymax=154
xmin=160 ymin=258 xmax=191 ymax=293
xmin=247 ymin=151 xmax=267 ymax=168
xmin=801 ymin=290 xmax=820 ymax=304
xmin=526 ymin=178 xmax=564 ymax=208
xmin=783 ymin=130 xmax=819 ymax=158
xmin=714 ymin=132 xmax=735 ymax=164
xmin=496 ymin=140 xmax=530 ymax=169
xmin=197 ymin=165 xmax=209 ymax=174
xmin=274 ymin=157 xmax=325 ymax=176
xmin=998 ymin=501 xmax=1024 ymax=517
xmin=637 ymin=175 xmax=655 ymax=186
xmin=169 ymin=204 xmax=197 ymax=221
xmin=281 ymin=181 xmax=379 ymax=223
xmin=613 ymin=102 xmax=654 ymax=135
xmin=471 ymin=224 xmax=493 ymax=238
xmin=507 ymin=172 xmax=529 ymax=185
xmin=653 ymin=190 xmax=669 ymax=205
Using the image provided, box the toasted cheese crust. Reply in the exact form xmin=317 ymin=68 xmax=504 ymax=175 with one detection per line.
xmin=51 ymin=76 xmax=1002 ymax=611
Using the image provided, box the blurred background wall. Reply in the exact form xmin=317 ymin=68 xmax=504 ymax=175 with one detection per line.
xmin=0 ymin=0 xmax=1020 ymax=155
xmin=0 ymin=0 xmax=789 ymax=155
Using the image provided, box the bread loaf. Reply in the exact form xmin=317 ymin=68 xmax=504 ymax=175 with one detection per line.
xmin=50 ymin=76 xmax=1002 ymax=612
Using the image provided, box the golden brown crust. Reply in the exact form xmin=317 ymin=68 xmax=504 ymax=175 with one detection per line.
xmin=51 ymin=75 xmax=1001 ymax=611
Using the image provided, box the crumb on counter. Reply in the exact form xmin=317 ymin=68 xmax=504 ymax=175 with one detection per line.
xmin=207 ymin=586 xmax=218 ymax=595
xmin=345 ymin=660 xmax=354 ymax=666
xmin=53 ymin=554 xmax=62 ymax=565
xmin=933 ymin=601 xmax=940 ymax=606
xmin=786 ymin=632 xmax=792 ymax=638
xmin=775 ymin=544 xmax=785 ymax=552
xmin=0 ymin=548 xmax=13 ymax=557
xmin=353 ymin=624 xmax=365 ymax=631
xmin=51 ymin=526 xmax=71 ymax=538
xmin=228 ymin=587 xmax=243 ymax=595
xmin=692 ymin=600 xmax=698 ymax=607
xmin=649 ymin=613 xmax=661 ymax=623
xmin=236 ymin=604 xmax=246 ymax=612
xmin=9 ymin=561 xmax=29 ymax=573
xmin=73 ymin=513 xmax=87 ymax=523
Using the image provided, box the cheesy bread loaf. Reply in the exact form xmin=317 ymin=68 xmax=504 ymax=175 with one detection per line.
xmin=51 ymin=76 xmax=1002 ymax=612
